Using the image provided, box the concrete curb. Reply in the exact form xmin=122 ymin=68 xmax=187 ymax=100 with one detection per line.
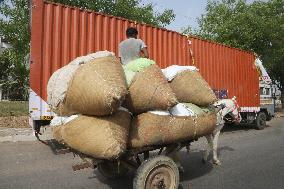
xmin=275 ymin=113 xmax=284 ymax=118
xmin=0 ymin=127 xmax=53 ymax=142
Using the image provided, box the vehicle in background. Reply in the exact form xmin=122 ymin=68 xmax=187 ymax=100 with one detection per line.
xmin=29 ymin=0 xmax=272 ymax=131
xmin=251 ymin=58 xmax=277 ymax=129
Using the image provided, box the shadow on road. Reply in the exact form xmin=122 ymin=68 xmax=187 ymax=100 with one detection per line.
xmin=91 ymin=150 xmax=220 ymax=189
xmin=218 ymin=145 xmax=234 ymax=153
xmin=222 ymin=123 xmax=255 ymax=133
xmin=179 ymin=151 xmax=213 ymax=182
xmin=93 ymin=170 xmax=134 ymax=189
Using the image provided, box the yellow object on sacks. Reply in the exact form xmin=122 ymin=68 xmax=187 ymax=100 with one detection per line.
xmin=123 ymin=68 xmax=136 ymax=87
xmin=124 ymin=58 xmax=155 ymax=72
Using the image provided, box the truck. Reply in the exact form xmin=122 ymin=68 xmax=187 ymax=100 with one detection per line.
xmin=29 ymin=0 xmax=272 ymax=131
xmin=255 ymin=58 xmax=276 ymax=127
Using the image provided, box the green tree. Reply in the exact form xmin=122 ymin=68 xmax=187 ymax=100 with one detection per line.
xmin=0 ymin=0 xmax=30 ymax=100
xmin=0 ymin=0 xmax=175 ymax=100
xmin=188 ymin=0 xmax=284 ymax=101
xmin=51 ymin=0 xmax=175 ymax=28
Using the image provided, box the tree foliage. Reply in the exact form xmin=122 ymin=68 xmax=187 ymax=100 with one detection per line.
xmin=51 ymin=0 xmax=175 ymax=28
xmin=190 ymin=0 xmax=284 ymax=95
xmin=0 ymin=0 xmax=175 ymax=100
xmin=0 ymin=0 xmax=30 ymax=100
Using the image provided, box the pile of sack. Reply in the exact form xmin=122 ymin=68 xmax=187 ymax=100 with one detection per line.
xmin=48 ymin=52 xmax=217 ymax=160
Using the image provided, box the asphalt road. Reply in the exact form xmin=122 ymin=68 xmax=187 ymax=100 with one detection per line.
xmin=0 ymin=117 xmax=283 ymax=189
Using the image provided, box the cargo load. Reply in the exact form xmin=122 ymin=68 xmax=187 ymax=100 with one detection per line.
xmin=129 ymin=111 xmax=216 ymax=148
xmin=162 ymin=65 xmax=198 ymax=81
xmin=47 ymin=64 xmax=79 ymax=115
xmin=169 ymin=102 xmax=214 ymax=117
xmin=47 ymin=55 xmax=127 ymax=116
xmin=183 ymin=103 xmax=213 ymax=115
xmin=52 ymin=125 xmax=64 ymax=143
xmin=123 ymin=58 xmax=156 ymax=87
xmin=47 ymin=51 xmax=115 ymax=112
xmin=123 ymin=68 xmax=136 ymax=87
xmin=169 ymin=103 xmax=195 ymax=116
xmin=50 ymin=115 xmax=79 ymax=143
xmin=124 ymin=58 xmax=155 ymax=72
xmin=124 ymin=64 xmax=178 ymax=114
xmin=52 ymin=110 xmax=131 ymax=160
xmin=170 ymin=70 xmax=217 ymax=106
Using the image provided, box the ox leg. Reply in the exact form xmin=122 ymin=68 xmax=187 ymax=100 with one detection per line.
xmin=212 ymin=124 xmax=224 ymax=165
xmin=202 ymin=134 xmax=213 ymax=163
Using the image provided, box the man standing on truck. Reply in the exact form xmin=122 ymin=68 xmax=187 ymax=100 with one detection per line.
xmin=119 ymin=27 xmax=149 ymax=64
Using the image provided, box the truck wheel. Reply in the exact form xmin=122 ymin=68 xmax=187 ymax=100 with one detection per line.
xmin=266 ymin=114 xmax=272 ymax=121
xmin=133 ymin=155 xmax=179 ymax=189
xmin=97 ymin=161 xmax=128 ymax=179
xmin=255 ymin=112 xmax=266 ymax=130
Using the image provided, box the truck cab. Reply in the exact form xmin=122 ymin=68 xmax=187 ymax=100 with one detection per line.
xmin=259 ymin=82 xmax=275 ymax=121
xmin=254 ymin=58 xmax=276 ymax=129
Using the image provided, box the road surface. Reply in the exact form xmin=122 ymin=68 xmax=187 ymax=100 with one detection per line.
xmin=0 ymin=117 xmax=283 ymax=189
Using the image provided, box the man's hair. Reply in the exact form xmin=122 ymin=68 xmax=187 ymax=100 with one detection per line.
xmin=126 ymin=27 xmax=138 ymax=38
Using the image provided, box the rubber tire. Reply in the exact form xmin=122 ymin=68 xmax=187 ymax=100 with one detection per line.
xmin=255 ymin=112 xmax=267 ymax=130
xmin=133 ymin=155 xmax=179 ymax=189
xmin=266 ymin=115 xmax=272 ymax=121
xmin=97 ymin=161 xmax=128 ymax=179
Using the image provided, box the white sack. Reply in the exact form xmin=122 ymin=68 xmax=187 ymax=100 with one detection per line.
xmin=169 ymin=103 xmax=195 ymax=116
xmin=162 ymin=65 xmax=198 ymax=81
xmin=47 ymin=64 xmax=80 ymax=109
xmin=118 ymin=106 xmax=132 ymax=115
xmin=50 ymin=115 xmax=79 ymax=126
xmin=69 ymin=51 xmax=115 ymax=66
xmin=149 ymin=110 xmax=171 ymax=116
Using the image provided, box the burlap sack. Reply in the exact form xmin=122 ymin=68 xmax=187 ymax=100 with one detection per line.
xmin=124 ymin=65 xmax=178 ymax=114
xmin=52 ymin=125 xmax=64 ymax=143
xmin=129 ymin=111 xmax=216 ymax=148
xmin=170 ymin=70 xmax=217 ymax=106
xmin=61 ymin=110 xmax=131 ymax=160
xmin=62 ymin=56 xmax=127 ymax=116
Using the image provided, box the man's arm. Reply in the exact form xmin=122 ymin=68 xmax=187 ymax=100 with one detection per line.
xmin=140 ymin=39 xmax=149 ymax=59
xmin=118 ymin=43 xmax=123 ymax=64
xmin=141 ymin=47 xmax=149 ymax=58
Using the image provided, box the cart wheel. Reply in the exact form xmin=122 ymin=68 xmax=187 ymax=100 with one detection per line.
xmin=97 ymin=161 xmax=128 ymax=179
xmin=133 ymin=155 xmax=179 ymax=189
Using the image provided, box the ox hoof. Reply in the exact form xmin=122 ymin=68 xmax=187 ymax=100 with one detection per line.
xmin=202 ymin=158 xmax=207 ymax=164
xmin=213 ymin=159 xmax=221 ymax=165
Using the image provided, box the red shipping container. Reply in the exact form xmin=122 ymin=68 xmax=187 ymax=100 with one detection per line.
xmin=29 ymin=0 xmax=259 ymax=123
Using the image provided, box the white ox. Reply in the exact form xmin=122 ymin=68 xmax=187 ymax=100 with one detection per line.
xmin=167 ymin=97 xmax=241 ymax=171
xmin=202 ymin=97 xmax=241 ymax=165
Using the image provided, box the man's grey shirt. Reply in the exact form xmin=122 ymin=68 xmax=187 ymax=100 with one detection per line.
xmin=119 ymin=38 xmax=147 ymax=65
